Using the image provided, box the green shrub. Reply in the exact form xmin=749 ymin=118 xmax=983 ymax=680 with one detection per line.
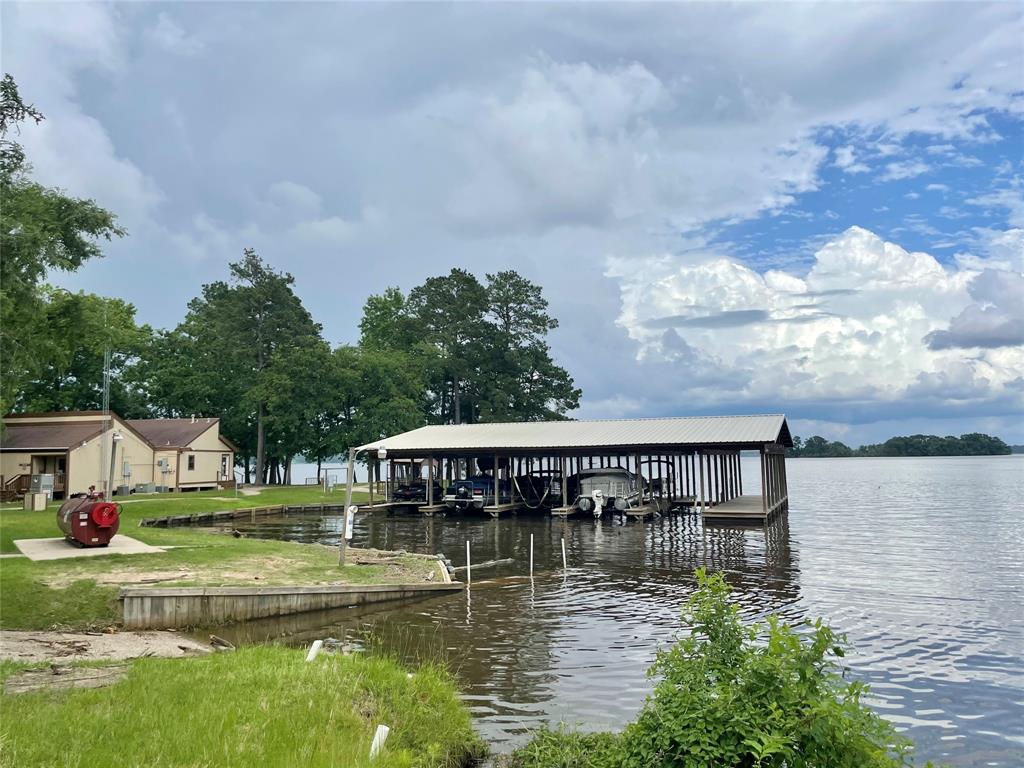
xmin=509 ymin=569 xmax=931 ymax=768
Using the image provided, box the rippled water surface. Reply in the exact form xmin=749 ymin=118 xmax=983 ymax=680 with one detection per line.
xmin=211 ymin=456 xmax=1024 ymax=765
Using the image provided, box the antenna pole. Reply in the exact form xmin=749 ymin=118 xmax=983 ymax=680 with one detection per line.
xmin=102 ymin=348 xmax=112 ymax=494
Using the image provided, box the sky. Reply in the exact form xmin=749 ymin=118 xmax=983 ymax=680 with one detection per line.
xmin=4 ymin=2 xmax=1023 ymax=445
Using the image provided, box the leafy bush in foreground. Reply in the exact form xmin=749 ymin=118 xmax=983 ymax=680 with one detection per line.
xmin=507 ymin=569 xmax=930 ymax=768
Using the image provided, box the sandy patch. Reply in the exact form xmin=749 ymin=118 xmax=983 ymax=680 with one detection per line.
xmin=0 ymin=630 xmax=210 ymax=663
xmin=41 ymin=548 xmax=443 ymax=589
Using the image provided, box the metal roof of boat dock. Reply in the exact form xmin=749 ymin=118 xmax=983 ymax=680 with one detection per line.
xmin=357 ymin=414 xmax=792 ymax=455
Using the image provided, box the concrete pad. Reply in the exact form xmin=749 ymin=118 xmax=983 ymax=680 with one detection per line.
xmin=14 ymin=536 xmax=165 ymax=561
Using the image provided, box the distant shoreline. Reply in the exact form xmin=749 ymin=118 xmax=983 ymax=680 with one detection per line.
xmin=787 ymin=453 xmax=1019 ymax=459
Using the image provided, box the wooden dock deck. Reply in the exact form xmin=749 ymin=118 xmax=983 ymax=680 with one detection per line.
xmin=701 ymin=494 xmax=786 ymax=523
xmin=484 ymin=502 xmax=523 ymax=518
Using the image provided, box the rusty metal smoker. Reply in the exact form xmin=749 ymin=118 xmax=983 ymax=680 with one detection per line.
xmin=56 ymin=495 xmax=120 ymax=547
xmin=56 ymin=429 xmax=123 ymax=547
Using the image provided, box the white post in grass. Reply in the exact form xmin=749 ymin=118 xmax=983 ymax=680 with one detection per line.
xmin=561 ymin=537 xmax=567 ymax=570
xmin=466 ymin=539 xmax=471 ymax=585
xmin=369 ymin=724 xmax=390 ymax=759
xmin=305 ymin=639 xmax=323 ymax=662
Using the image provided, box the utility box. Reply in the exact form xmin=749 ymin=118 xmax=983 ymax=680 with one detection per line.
xmin=23 ymin=492 xmax=48 ymax=511
xmin=116 ymin=484 xmax=131 ymax=497
xmin=29 ymin=474 xmax=54 ymax=499
xmin=135 ymin=482 xmax=156 ymax=494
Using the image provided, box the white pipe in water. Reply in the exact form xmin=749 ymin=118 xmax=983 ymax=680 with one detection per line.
xmin=466 ymin=540 xmax=471 ymax=585
xmin=529 ymin=533 xmax=534 ymax=577
xmin=561 ymin=537 xmax=567 ymax=569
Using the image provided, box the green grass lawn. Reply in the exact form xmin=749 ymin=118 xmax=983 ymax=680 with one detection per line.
xmin=0 ymin=646 xmax=486 ymax=768
xmin=0 ymin=485 xmax=441 ymax=631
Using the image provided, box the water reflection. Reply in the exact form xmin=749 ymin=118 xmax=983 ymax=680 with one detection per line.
xmin=207 ymin=504 xmax=802 ymax=742
xmin=203 ymin=456 xmax=1024 ymax=766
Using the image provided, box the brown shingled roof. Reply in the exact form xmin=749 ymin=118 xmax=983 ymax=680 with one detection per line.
xmin=127 ymin=418 xmax=219 ymax=448
xmin=0 ymin=422 xmax=104 ymax=451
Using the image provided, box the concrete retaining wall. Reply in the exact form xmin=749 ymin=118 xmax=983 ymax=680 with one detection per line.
xmin=120 ymin=582 xmax=463 ymax=629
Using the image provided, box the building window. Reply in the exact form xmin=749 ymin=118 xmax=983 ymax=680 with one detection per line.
xmin=187 ymin=454 xmax=195 ymax=471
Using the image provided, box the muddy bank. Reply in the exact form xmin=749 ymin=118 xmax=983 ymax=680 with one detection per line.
xmin=0 ymin=629 xmax=210 ymax=663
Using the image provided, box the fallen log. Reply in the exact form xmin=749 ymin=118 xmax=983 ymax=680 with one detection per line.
xmin=450 ymin=557 xmax=513 ymax=573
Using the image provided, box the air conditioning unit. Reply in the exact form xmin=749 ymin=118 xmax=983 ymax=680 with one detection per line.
xmin=116 ymin=484 xmax=131 ymax=497
xmin=135 ymin=482 xmax=156 ymax=494
xmin=155 ymin=485 xmax=169 ymax=493
xmin=30 ymin=474 xmax=54 ymax=496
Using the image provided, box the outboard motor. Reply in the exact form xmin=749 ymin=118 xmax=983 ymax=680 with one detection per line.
xmin=57 ymin=494 xmax=120 ymax=547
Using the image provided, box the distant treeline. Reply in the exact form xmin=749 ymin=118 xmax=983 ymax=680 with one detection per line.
xmin=790 ymin=433 xmax=1012 ymax=458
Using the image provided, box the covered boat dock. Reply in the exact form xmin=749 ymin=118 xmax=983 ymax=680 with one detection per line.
xmin=350 ymin=414 xmax=792 ymax=523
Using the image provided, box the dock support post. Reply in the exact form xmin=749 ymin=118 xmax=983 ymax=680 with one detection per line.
xmin=698 ymin=452 xmax=705 ymax=514
xmin=561 ymin=455 xmax=568 ymax=508
xmin=718 ymin=454 xmax=724 ymax=502
xmin=368 ymin=459 xmax=375 ymax=509
xmin=737 ymin=452 xmax=743 ymax=496
xmin=759 ymin=447 xmax=767 ymax=515
xmin=706 ymin=452 xmax=713 ymax=507
xmin=427 ymin=457 xmax=434 ymax=508
xmin=781 ymin=452 xmax=788 ymax=508
xmin=341 ymin=447 xmax=356 ymax=565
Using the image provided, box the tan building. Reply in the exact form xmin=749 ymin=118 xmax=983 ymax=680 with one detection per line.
xmin=1 ymin=411 xmax=237 ymax=499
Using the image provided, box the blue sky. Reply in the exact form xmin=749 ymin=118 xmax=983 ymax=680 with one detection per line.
xmin=4 ymin=2 xmax=1022 ymax=444
xmin=719 ymin=114 xmax=1023 ymax=274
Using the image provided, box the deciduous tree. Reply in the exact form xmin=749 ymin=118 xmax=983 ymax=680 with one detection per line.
xmin=0 ymin=74 xmax=125 ymax=413
xmin=15 ymin=290 xmax=152 ymax=417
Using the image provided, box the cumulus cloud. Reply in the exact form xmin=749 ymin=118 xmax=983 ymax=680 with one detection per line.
xmin=5 ymin=2 xmax=1023 ymax=440
xmin=6 ymin=4 xmax=163 ymax=230
xmin=607 ymin=227 xmax=1023 ymax=412
xmin=926 ymin=269 xmax=1024 ymax=350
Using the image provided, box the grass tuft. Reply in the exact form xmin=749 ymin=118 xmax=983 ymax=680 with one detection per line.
xmin=0 ymin=646 xmax=486 ymax=768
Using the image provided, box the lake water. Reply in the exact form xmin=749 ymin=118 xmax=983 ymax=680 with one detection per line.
xmin=210 ymin=456 xmax=1024 ymax=766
